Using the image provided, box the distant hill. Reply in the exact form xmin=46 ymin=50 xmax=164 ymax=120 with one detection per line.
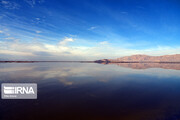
xmin=95 ymin=54 xmax=180 ymax=63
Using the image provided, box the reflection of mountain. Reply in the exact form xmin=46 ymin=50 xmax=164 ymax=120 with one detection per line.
xmin=100 ymin=63 xmax=180 ymax=70
xmin=95 ymin=54 xmax=180 ymax=63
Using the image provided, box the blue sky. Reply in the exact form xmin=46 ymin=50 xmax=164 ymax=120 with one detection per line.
xmin=0 ymin=0 xmax=180 ymax=60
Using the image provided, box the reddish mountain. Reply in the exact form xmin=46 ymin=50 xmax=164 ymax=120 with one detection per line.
xmin=95 ymin=54 xmax=180 ymax=63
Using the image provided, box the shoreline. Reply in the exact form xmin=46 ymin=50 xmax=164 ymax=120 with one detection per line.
xmin=0 ymin=61 xmax=94 ymax=63
xmin=1 ymin=61 xmax=180 ymax=63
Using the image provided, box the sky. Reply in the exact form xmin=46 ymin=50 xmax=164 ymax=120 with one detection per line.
xmin=0 ymin=0 xmax=180 ymax=60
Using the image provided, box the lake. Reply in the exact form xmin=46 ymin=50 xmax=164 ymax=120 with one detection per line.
xmin=1 ymin=62 xmax=180 ymax=120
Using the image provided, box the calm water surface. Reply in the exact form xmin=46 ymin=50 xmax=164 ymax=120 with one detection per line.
xmin=1 ymin=62 xmax=180 ymax=120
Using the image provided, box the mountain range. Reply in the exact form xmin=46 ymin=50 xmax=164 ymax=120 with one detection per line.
xmin=95 ymin=54 xmax=180 ymax=63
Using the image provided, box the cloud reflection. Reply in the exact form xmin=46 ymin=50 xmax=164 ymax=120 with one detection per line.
xmin=1 ymin=63 xmax=180 ymax=86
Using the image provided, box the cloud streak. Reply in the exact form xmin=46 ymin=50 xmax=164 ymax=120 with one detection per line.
xmin=24 ymin=0 xmax=44 ymax=7
xmin=0 ymin=0 xmax=20 ymax=9
xmin=88 ymin=26 xmax=97 ymax=30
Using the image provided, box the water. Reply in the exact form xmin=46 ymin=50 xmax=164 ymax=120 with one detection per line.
xmin=0 ymin=62 xmax=180 ymax=120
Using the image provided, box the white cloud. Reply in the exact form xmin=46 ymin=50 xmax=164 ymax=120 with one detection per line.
xmin=4 ymin=37 xmax=15 ymax=40
xmin=0 ymin=29 xmax=10 ymax=36
xmin=88 ymin=26 xmax=97 ymax=30
xmin=0 ymin=49 xmax=34 ymax=56
xmin=35 ymin=30 xmax=41 ymax=33
xmin=0 ymin=37 xmax=180 ymax=61
xmin=0 ymin=0 xmax=20 ymax=9
xmin=36 ymin=18 xmax=40 ymax=20
xmin=1 ymin=0 xmax=8 ymax=4
xmin=59 ymin=37 xmax=74 ymax=46
xmin=24 ymin=0 xmax=44 ymax=7
xmin=99 ymin=41 xmax=109 ymax=45
xmin=24 ymin=0 xmax=35 ymax=7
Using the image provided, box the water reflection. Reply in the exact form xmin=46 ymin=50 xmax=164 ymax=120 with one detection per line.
xmin=99 ymin=62 xmax=180 ymax=70
xmin=0 ymin=62 xmax=180 ymax=120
